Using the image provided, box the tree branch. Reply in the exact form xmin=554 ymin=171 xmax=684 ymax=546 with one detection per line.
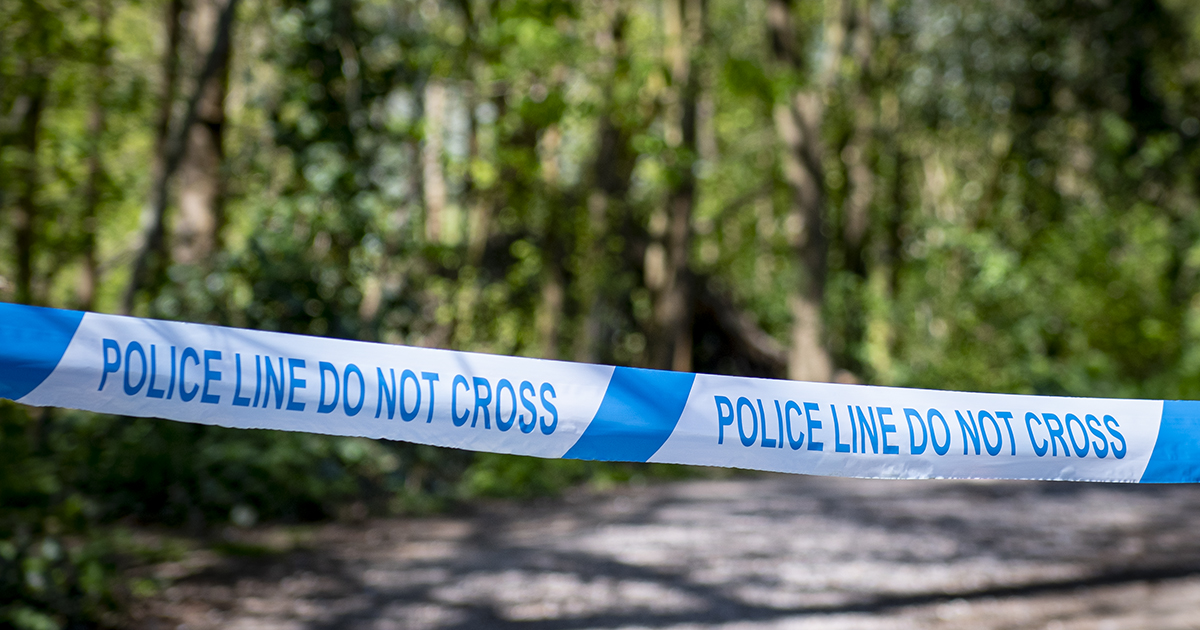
xmin=123 ymin=0 xmax=240 ymax=313
xmin=697 ymin=278 xmax=788 ymax=375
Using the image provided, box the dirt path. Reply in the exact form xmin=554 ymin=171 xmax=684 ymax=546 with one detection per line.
xmin=138 ymin=475 xmax=1200 ymax=629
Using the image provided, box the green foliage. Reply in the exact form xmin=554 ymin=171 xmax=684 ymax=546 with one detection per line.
xmin=8 ymin=0 xmax=1200 ymax=625
xmin=0 ymin=403 xmax=121 ymax=629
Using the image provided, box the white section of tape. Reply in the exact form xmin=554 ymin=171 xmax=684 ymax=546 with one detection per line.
xmin=22 ymin=312 xmax=613 ymax=459
xmin=649 ymin=374 xmax=1160 ymax=482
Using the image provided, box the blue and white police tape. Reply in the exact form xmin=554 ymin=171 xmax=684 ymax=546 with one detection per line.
xmin=2 ymin=301 xmax=1199 ymax=483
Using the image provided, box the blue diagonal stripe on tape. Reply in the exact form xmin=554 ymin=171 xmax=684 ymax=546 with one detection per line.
xmin=0 ymin=302 xmax=84 ymax=401
xmin=563 ymin=366 xmax=695 ymax=463
xmin=1141 ymin=400 xmax=1200 ymax=482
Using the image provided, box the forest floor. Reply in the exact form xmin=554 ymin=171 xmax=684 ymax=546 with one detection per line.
xmin=134 ymin=474 xmax=1200 ymax=630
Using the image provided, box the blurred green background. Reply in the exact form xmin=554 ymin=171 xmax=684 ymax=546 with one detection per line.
xmin=6 ymin=0 xmax=1200 ymax=626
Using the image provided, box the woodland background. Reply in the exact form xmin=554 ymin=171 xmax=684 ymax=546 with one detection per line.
xmin=5 ymin=0 xmax=1200 ymax=626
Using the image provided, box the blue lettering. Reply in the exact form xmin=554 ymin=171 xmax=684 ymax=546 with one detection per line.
xmin=539 ymin=383 xmax=558 ymax=434
xmin=262 ymin=356 xmax=284 ymax=409
xmin=772 ymin=400 xmax=784 ymax=448
xmin=250 ymin=354 xmax=259 ymax=406
xmin=929 ymin=409 xmax=951 ymax=456
xmin=736 ymin=397 xmax=757 ymax=447
xmin=804 ymin=402 xmax=823 ymax=451
xmin=166 ymin=346 xmax=177 ymax=399
xmin=776 ymin=401 xmax=784 ymax=449
xmin=905 ymin=408 xmax=927 ymax=455
xmin=471 ymin=377 xmax=493 ymax=429
xmin=850 ymin=405 xmax=858 ymax=453
xmin=758 ymin=399 xmax=776 ymax=448
xmin=376 ymin=368 xmax=396 ymax=419
xmin=997 ymin=411 xmax=1016 ymax=455
xmin=421 ymin=372 xmax=439 ymax=422
xmin=956 ymin=410 xmax=980 ymax=455
xmin=452 ymin=375 xmax=470 ymax=426
xmin=979 ymin=411 xmax=1002 ymax=456
xmin=833 ymin=405 xmax=851 ymax=453
xmin=124 ymin=341 xmax=147 ymax=396
xmin=716 ymin=396 xmax=734 ymax=444
xmin=318 ymin=361 xmax=340 ymax=414
xmin=1043 ymin=413 xmax=1068 ymax=456
xmin=232 ymin=353 xmax=252 ymax=406
xmin=286 ymin=358 xmax=305 ymax=411
xmin=179 ymin=347 xmax=200 ymax=402
xmin=201 ymin=350 xmax=221 ymax=404
xmin=1026 ymin=412 xmax=1048 ymax=457
xmin=1086 ymin=414 xmax=1109 ymax=458
xmin=783 ymin=400 xmax=804 ymax=450
xmin=343 ymin=364 xmax=364 ymax=416
xmin=147 ymin=345 xmax=167 ymax=398
xmin=495 ymin=379 xmax=517 ymax=432
xmin=878 ymin=407 xmax=898 ymax=455
xmin=1105 ymin=415 xmax=1126 ymax=459
xmin=519 ymin=381 xmax=538 ymax=433
xmin=854 ymin=408 xmax=883 ymax=451
xmin=400 ymin=369 xmax=421 ymax=422
xmin=99 ymin=338 xmax=121 ymax=391
xmin=1065 ymin=413 xmax=1089 ymax=458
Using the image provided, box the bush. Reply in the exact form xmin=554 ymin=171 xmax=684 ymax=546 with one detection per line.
xmin=0 ymin=402 xmax=121 ymax=629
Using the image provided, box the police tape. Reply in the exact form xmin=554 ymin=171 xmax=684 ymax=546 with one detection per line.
xmin=2 ymin=301 xmax=1198 ymax=483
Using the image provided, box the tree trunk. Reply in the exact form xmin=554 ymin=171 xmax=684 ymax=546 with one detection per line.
xmin=534 ymin=120 xmax=571 ymax=359
xmin=448 ymin=3 xmax=496 ymax=350
xmin=574 ymin=3 xmax=630 ymax=363
xmin=537 ymin=124 xmax=567 ymax=359
xmin=174 ymin=0 xmax=231 ymax=267
xmin=13 ymin=82 xmax=43 ymax=306
xmin=454 ymin=87 xmax=491 ymax=351
xmin=698 ymin=282 xmax=788 ymax=372
xmin=79 ymin=0 xmax=112 ymax=310
xmin=465 ymin=98 xmax=492 ymax=268
xmin=422 ymin=81 xmax=447 ymax=243
xmin=650 ymin=0 xmax=702 ymax=372
xmin=124 ymin=0 xmax=238 ymax=313
xmin=778 ymin=92 xmax=833 ymax=383
xmin=839 ymin=0 xmax=875 ymax=276
xmin=769 ymin=0 xmax=841 ymax=382
xmin=537 ymin=260 xmax=564 ymax=359
xmin=123 ymin=0 xmax=182 ymax=313
xmin=574 ymin=190 xmax=608 ymax=362
xmin=10 ymin=0 xmax=53 ymax=306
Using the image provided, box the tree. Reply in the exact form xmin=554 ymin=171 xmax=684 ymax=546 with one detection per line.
xmin=768 ymin=0 xmax=834 ymax=382
xmin=124 ymin=0 xmax=238 ymax=313
xmin=174 ymin=0 xmax=233 ymax=266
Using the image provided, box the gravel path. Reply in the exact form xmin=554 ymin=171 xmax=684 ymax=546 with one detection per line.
xmin=139 ymin=475 xmax=1200 ymax=629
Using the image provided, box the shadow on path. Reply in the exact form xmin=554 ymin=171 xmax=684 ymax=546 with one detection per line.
xmin=144 ymin=476 xmax=1200 ymax=630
